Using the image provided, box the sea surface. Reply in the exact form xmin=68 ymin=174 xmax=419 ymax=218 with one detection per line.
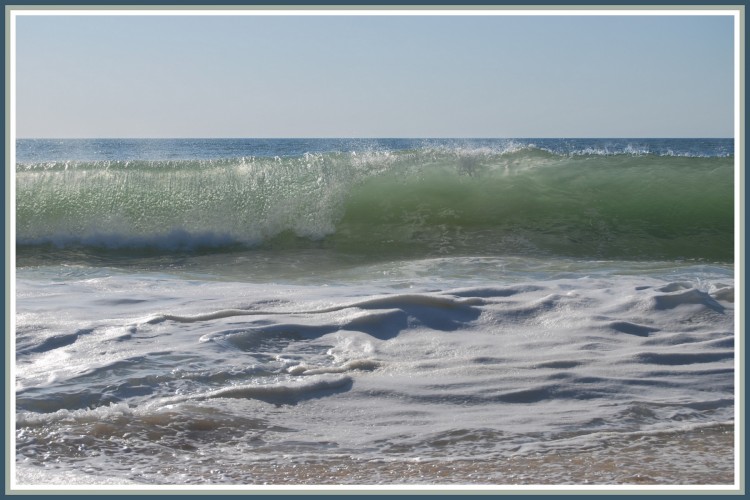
xmin=13 ymin=138 xmax=737 ymax=488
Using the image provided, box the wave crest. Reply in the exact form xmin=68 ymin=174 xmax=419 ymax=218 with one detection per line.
xmin=16 ymin=148 xmax=734 ymax=261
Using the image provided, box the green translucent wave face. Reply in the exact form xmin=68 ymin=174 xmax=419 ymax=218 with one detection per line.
xmin=15 ymin=151 xmax=734 ymax=262
xmin=333 ymin=154 xmax=734 ymax=261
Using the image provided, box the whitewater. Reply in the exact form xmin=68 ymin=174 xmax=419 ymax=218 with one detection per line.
xmin=12 ymin=138 xmax=737 ymax=489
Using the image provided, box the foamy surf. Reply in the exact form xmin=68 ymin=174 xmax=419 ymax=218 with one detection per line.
xmin=15 ymin=268 xmax=735 ymax=485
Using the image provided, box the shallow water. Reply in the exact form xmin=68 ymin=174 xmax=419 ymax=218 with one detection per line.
xmin=13 ymin=138 xmax=737 ymax=489
xmin=14 ymin=258 xmax=735 ymax=487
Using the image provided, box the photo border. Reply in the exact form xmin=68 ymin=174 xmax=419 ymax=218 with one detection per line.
xmin=4 ymin=3 xmax=745 ymax=496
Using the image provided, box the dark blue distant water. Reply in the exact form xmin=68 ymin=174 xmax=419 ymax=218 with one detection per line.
xmin=15 ymin=137 xmax=734 ymax=162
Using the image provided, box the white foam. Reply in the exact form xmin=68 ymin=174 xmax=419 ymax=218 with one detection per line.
xmin=14 ymin=263 xmax=735 ymax=486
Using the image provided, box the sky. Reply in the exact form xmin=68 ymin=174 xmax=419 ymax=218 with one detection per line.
xmin=14 ymin=11 xmax=735 ymax=138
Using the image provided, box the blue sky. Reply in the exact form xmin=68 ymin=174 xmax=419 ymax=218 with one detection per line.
xmin=15 ymin=12 xmax=735 ymax=138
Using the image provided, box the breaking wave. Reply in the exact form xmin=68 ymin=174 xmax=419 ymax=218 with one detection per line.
xmin=16 ymin=146 xmax=734 ymax=261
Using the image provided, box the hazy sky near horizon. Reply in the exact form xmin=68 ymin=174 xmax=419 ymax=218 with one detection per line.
xmin=15 ymin=12 xmax=735 ymax=138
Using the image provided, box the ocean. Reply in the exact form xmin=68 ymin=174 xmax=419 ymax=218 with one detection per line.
xmin=12 ymin=138 xmax=737 ymax=488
